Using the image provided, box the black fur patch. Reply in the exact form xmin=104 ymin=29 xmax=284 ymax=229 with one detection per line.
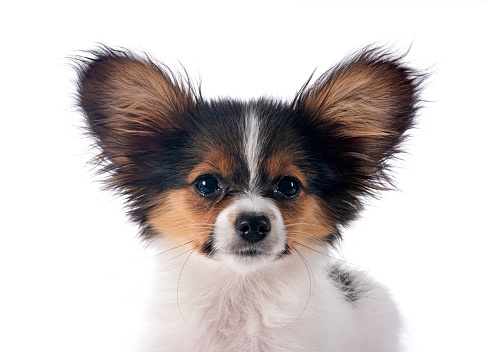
xmin=201 ymin=237 xmax=215 ymax=256
xmin=328 ymin=265 xmax=360 ymax=303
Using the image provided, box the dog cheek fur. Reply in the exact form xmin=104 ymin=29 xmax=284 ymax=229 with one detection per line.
xmin=147 ymin=188 xmax=224 ymax=251
xmin=280 ymin=194 xmax=336 ymax=248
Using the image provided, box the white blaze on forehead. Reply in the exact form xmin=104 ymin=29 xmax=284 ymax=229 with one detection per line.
xmin=244 ymin=110 xmax=262 ymax=189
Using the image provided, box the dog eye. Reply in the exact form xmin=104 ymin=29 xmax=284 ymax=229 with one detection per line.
xmin=194 ymin=174 xmax=221 ymax=196
xmin=274 ymin=176 xmax=301 ymax=199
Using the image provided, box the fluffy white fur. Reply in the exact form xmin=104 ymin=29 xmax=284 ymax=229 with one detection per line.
xmin=141 ymin=238 xmax=402 ymax=352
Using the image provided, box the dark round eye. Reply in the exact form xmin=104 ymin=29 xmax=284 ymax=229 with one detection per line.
xmin=274 ymin=176 xmax=301 ymax=199
xmin=194 ymin=174 xmax=221 ymax=196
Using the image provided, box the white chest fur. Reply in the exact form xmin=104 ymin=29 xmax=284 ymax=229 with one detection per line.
xmin=141 ymin=244 xmax=401 ymax=352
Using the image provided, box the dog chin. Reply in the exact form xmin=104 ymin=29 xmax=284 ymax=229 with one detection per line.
xmin=214 ymin=249 xmax=284 ymax=272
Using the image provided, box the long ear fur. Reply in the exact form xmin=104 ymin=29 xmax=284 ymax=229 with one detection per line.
xmin=295 ymin=47 xmax=424 ymax=195
xmin=76 ymin=47 xmax=196 ymax=182
xmin=76 ymin=47 xmax=195 ymax=166
xmin=75 ymin=47 xmax=197 ymax=225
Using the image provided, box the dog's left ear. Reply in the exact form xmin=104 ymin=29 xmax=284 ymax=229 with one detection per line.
xmin=296 ymin=47 xmax=424 ymax=193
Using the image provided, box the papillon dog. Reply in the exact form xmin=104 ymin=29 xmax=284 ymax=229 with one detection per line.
xmin=76 ymin=46 xmax=423 ymax=351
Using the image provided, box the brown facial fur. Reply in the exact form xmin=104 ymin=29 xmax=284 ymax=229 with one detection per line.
xmin=148 ymin=154 xmax=239 ymax=252
xmin=148 ymin=188 xmax=226 ymax=250
xmin=147 ymin=146 xmax=335 ymax=255
xmin=148 ymin=187 xmax=334 ymax=254
xmin=187 ymin=153 xmax=238 ymax=185
xmin=282 ymin=195 xmax=335 ymax=249
xmin=77 ymin=46 xmax=423 ymax=250
xmin=265 ymin=153 xmax=308 ymax=189
xmin=265 ymin=155 xmax=335 ymax=247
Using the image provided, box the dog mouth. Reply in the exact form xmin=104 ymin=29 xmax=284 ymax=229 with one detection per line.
xmin=203 ymin=236 xmax=290 ymax=271
xmin=204 ymin=231 xmax=277 ymax=257
xmin=228 ymin=237 xmax=282 ymax=257
xmin=235 ymin=246 xmax=290 ymax=258
xmin=233 ymin=247 xmax=267 ymax=257
xmin=220 ymin=242 xmax=290 ymax=262
xmin=202 ymin=238 xmax=269 ymax=258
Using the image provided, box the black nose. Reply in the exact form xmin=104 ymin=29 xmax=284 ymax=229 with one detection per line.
xmin=235 ymin=213 xmax=271 ymax=243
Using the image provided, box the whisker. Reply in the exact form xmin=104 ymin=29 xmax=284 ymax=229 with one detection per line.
xmin=141 ymin=233 xmax=210 ymax=263
xmin=159 ymin=230 xmax=210 ymax=244
xmin=151 ymin=237 xmax=200 ymax=257
xmin=284 ymin=222 xmax=330 ymax=231
xmin=155 ymin=223 xmax=214 ymax=237
xmin=161 ymin=246 xmax=197 ymax=265
xmin=177 ymin=247 xmax=196 ymax=327
xmin=161 ymin=222 xmax=214 ymax=230
xmin=287 ymin=231 xmax=329 ymax=248
xmin=294 ymin=241 xmax=360 ymax=267
xmin=291 ymin=247 xmax=313 ymax=323
xmin=164 ymin=224 xmax=214 ymax=232
xmin=153 ymin=228 xmax=212 ymax=253
xmin=283 ymin=218 xmax=303 ymax=223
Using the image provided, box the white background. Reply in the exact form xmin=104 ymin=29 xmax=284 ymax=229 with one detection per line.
xmin=1 ymin=1 xmax=487 ymax=351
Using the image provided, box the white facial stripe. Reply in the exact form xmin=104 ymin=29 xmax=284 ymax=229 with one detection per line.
xmin=228 ymin=194 xmax=279 ymax=218
xmin=244 ymin=111 xmax=261 ymax=189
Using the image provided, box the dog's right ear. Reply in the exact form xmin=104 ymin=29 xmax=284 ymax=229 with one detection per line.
xmin=295 ymin=47 xmax=423 ymax=194
xmin=76 ymin=48 xmax=195 ymax=177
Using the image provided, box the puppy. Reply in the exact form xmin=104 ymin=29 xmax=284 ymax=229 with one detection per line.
xmin=76 ymin=46 xmax=422 ymax=351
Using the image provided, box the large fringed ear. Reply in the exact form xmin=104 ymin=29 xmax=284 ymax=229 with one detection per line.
xmin=76 ymin=47 xmax=196 ymax=187
xmin=295 ymin=47 xmax=424 ymax=195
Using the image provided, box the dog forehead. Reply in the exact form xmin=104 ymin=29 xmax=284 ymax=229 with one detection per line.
xmin=187 ymin=122 xmax=304 ymax=189
xmin=184 ymin=99 xmax=307 ymax=188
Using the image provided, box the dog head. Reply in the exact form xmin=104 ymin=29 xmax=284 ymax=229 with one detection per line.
xmin=77 ymin=46 xmax=422 ymax=271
